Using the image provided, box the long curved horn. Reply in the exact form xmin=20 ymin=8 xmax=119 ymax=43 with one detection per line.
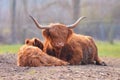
xmin=67 ymin=16 xmax=86 ymax=29
xmin=29 ymin=15 xmax=50 ymax=29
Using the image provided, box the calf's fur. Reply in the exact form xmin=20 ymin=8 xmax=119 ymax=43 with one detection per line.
xmin=17 ymin=38 xmax=69 ymax=67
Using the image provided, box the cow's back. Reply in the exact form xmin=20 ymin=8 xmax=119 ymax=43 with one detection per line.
xmin=65 ymin=33 xmax=97 ymax=64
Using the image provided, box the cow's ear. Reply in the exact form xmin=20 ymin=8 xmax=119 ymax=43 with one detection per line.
xmin=68 ymin=29 xmax=73 ymax=38
xmin=67 ymin=29 xmax=73 ymax=41
xmin=25 ymin=39 xmax=29 ymax=44
xmin=42 ymin=29 xmax=50 ymax=38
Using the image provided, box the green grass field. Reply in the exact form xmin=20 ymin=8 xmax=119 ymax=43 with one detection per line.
xmin=0 ymin=44 xmax=21 ymax=54
xmin=0 ymin=41 xmax=120 ymax=58
xmin=96 ymin=41 xmax=120 ymax=58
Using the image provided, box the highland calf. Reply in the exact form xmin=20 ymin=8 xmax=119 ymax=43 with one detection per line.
xmin=30 ymin=16 xmax=107 ymax=66
xmin=17 ymin=38 xmax=69 ymax=67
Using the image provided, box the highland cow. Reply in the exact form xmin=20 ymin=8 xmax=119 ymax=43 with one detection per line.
xmin=30 ymin=16 xmax=107 ymax=66
xmin=17 ymin=38 xmax=69 ymax=67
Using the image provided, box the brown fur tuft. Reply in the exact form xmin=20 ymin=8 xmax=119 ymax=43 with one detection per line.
xmin=17 ymin=38 xmax=69 ymax=67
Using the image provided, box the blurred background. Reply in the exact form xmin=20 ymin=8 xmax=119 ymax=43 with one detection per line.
xmin=0 ymin=0 xmax=120 ymax=44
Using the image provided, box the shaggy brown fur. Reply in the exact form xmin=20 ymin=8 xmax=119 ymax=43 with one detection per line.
xmin=17 ymin=38 xmax=69 ymax=67
xmin=25 ymin=38 xmax=43 ymax=50
xmin=42 ymin=24 xmax=107 ymax=66
xmin=30 ymin=16 xmax=107 ymax=66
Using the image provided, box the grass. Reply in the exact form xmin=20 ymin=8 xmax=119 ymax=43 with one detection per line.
xmin=96 ymin=41 xmax=120 ymax=58
xmin=0 ymin=44 xmax=21 ymax=54
xmin=0 ymin=41 xmax=120 ymax=58
xmin=27 ymin=69 xmax=36 ymax=75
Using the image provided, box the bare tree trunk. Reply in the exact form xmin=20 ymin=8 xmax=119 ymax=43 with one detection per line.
xmin=10 ymin=0 xmax=17 ymax=44
xmin=22 ymin=0 xmax=28 ymax=43
xmin=108 ymin=23 xmax=114 ymax=44
xmin=72 ymin=0 xmax=81 ymax=33
xmin=22 ymin=0 xmax=28 ymax=14
xmin=0 ymin=1 xmax=1 ymax=19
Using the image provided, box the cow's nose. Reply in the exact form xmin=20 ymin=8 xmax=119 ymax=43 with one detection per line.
xmin=55 ymin=42 xmax=64 ymax=47
xmin=58 ymin=42 xmax=64 ymax=47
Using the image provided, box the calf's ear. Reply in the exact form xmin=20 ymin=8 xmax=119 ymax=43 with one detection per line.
xmin=34 ymin=38 xmax=39 ymax=45
xmin=34 ymin=38 xmax=44 ymax=50
xmin=25 ymin=39 xmax=29 ymax=44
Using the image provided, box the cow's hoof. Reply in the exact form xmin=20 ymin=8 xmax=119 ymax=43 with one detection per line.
xmin=96 ymin=62 xmax=107 ymax=66
xmin=101 ymin=62 xmax=107 ymax=66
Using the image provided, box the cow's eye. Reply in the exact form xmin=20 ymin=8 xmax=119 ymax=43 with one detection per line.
xmin=50 ymin=34 xmax=56 ymax=38
xmin=52 ymin=36 xmax=56 ymax=38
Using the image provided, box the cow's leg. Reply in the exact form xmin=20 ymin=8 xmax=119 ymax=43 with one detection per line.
xmin=94 ymin=55 xmax=107 ymax=66
xmin=94 ymin=50 xmax=107 ymax=66
xmin=88 ymin=37 xmax=107 ymax=66
xmin=68 ymin=53 xmax=83 ymax=65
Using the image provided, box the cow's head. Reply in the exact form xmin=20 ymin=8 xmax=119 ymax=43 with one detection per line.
xmin=25 ymin=38 xmax=43 ymax=50
xmin=30 ymin=16 xmax=85 ymax=53
xmin=42 ymin=23 xmax=73 ymax=50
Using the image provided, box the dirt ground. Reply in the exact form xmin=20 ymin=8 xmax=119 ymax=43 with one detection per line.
xmin=0 ymin=54 xmax=120 ymax=80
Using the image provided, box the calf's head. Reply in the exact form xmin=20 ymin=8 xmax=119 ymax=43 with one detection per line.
xmin=25 ymin=38 xmax=43 ymax=50
xmin=30 ymin=16 xmax=85 ymax=51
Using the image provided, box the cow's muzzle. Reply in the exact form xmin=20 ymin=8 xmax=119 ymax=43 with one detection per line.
xmin=55 ymin=42 xmax=64 ymax=48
